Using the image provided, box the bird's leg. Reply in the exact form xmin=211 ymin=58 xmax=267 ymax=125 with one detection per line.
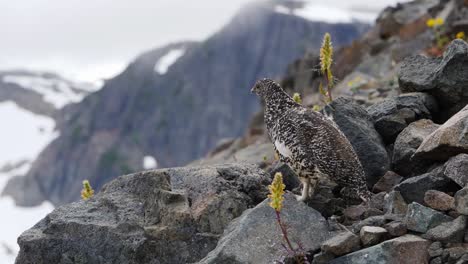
xmin=308 ymin=177 xmax=318 ymax=197
xmin=296 ymin=177 xmax=310 ymax=202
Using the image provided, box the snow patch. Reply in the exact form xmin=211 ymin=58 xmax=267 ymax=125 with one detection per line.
xmin=2 ymin=74 xmax=98 ymax=108
xmin=274 ymin=2 xmax=377 ymax=23
xmin=143 ymin=156 xmax=158 ymax=170
xmin=154 ymin=48 xmax=186 ymax=74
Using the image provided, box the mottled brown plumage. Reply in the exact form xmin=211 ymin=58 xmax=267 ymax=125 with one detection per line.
xmin=251 ymin=78 xmax=371 ymax=202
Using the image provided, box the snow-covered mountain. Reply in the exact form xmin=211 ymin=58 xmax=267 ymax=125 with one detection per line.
xmin=0 ymin=71 xmax=98 ymax=263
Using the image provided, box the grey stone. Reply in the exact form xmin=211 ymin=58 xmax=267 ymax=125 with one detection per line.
xmin=399 ymin=39 xmax=468 ymax=120
xmin=329 ymin=235 xmax=430 ymax=264
xmin=350 ymin=215 xmax=388 ymax=234
xmin=370 ymin=192 xmax=387 ymax=211
xmin=443 ymin=247 xmax=468 ymax=264
xmin=384 ymin=191 xmax=408 ymax=215
xmin=428 ymin=241 xmax=443 ymax=258
xmin=424 ymin=216 xmax=467 ymax=243
xmin=312 ymin=251 xmax=335 ymax=264
xmin=413 ymin=104 xmax=468 ymax=161
xmin=321 ymin=230 xmax=361 ymax=256
xmin=384 ymin=221 xmax=407 ymax=237
xmin=395 ymin=166 xmax=459 ymax=204
xmin=15 ymin=164 xmax=270 ymax=264
xmin=372 ymin=171 xmax=403 ymax=193
xmin=322 ymin=97 xmax=390 ymax=187
xmin=405 ymin=202 xmax=453 ymax=233
xmin=455 ymin=187 xmax=468 ymax=215
xmin=367 ymin=93 xmax=438 ymax=142
xmin=424 ymin=190 xmax=455 ymax=211
xmin=360 ymin=226 xmax=388 ymax=247
xmin=431 ymin=257 xmax=443 ymax=264
xmin=267 ymin=162 xmax=301 ymax=191
xmin=392 ymin=119 xmax=440 ymax=176
xmin=444 ymin=154 xmax=468 ymax=187
xmin=199 ymin=193 xmax=332 ymax=264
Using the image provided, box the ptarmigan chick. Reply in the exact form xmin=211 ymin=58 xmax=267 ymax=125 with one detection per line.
xmin=251 ymin=78 xmax=371 ymax=202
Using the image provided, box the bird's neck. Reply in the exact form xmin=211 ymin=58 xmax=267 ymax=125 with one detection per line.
xmin=264 ymin=91 xmax=298 ymax=125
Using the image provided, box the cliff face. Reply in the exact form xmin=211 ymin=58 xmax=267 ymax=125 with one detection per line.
xmin=8 ymin=2 xmax=368 ymax=206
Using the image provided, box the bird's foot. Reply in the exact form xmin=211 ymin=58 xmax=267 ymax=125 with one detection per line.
xmin=295 ymin=194 xmax=307 ymax=202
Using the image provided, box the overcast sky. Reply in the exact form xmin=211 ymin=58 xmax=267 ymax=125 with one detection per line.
xmin=0 ymin=0 xmax=405 ymax=83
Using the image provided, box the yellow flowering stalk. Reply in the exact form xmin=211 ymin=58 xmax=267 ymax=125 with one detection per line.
xmin=268 ymin=172 xmax=286 ymax=212
xmin=319 ymin=33 xmax=334 ymax=103
xmin=81 ymin=180 xmax=95 ymax=200
xmin=426 ymin=18 xmax=435 ymax=28
xmin=268 ymin=173 xmax=307 ymax=262
xmin=426 ymin=17 xmax=448 ymax=49
xmin=456 ymin=31 xmax=465 ymax=40
xmin=292 ymin=93 xmax=302 ymax=104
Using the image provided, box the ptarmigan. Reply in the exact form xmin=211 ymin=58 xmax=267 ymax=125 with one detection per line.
xmin=251 ymin=78 xmax=371 ymax=202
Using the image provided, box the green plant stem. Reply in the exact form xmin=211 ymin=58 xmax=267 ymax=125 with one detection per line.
xmin=325 ymin=70 xmax=333 ymax=102
xmin=275 ymin=210 xmax=294 ymax=252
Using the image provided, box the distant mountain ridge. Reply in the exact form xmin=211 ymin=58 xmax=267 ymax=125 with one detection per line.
xmin=5 ymin=1 xmax=370 ymax=206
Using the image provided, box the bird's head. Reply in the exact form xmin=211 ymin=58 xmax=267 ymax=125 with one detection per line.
xmin=251 ymin=78 xmax=282 ymax=99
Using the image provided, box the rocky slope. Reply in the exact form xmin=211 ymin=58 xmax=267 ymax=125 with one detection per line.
xmin=7 ymin=1 xmax=369 ymax=206
xmin=14 ymin=0 xmax=468 ymax=263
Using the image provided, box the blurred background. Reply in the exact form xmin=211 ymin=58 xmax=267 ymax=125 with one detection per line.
xmin=0 ymin=0 xmax=406 ymax=262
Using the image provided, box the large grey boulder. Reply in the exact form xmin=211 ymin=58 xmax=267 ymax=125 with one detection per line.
xmin=15 ymin=164 xmax=270 ymax=264
xmin=323 ymin=97 xmax=389 ymax=187
xmin=423 ymin=216 xmax=467 ymax=243
xmin=329 ymin=235 xmax=430 ymax=264
xmin=199 ymin=193 xmax=332 ymax=264
xmin=413 ymin=104 xmax=468 ymax=161
xmin=367 ymin=93 xmax=438 ymax=143
xmin=398 ymin=39 xmax=468 ymax=119
xmin=392 ymin=119 xmax=440 ymax=176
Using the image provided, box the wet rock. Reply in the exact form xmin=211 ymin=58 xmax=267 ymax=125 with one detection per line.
xmin=360 ymin=226 xmax=388 ymax=247
xmin=413 ymin=104 xmax=468 ymax=161
xmin=15 ymin=164 xmax=270 ymax=264
xmin=384 ymin=221 xmax=407 ymax=237
xmin=399 ymin=39 xmax=468 ymax=120
xmin=424 ymin=216 xmax=467 ymax=243
xmin=373 ymin=171 xmax=403 ymax=193
xmin=384 ymin=191 xmax=408 ymax=215
xmin=424 ymin=190 xmax=455 ymax=211
xmin=395 ymin=166 xmax=459 ymax=204
xmin=367 ymin=93 xmax=438 ymax=142
xmin=405 ymin=202 xmax=453 ymax=233
xmin=329 ymin=235 xmax=430 ymax=264
xmin=392 ymin=119 xmax=440 ymax=176
xmin=444 ymin=154 xmax=468 ymax=187
xmin=199 ymin=193 xmax=332 ymax=264
xmin=455 ymin=186 xmax=468 ymax=215
xmin=321 ymin=230 xmax=361 ymax=256
xmin=322 ymin=97 xmax=390 ymax=187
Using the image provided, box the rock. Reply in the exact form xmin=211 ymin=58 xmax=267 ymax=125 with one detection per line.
xmin=360 ymin=226 xmax=388 ymax=247
xmin=321 ymin=230 xmax=361 ymax=256
xmin=312 ymin=251 xmax=335 ymax=264
xmin=344 ymin=205 xmax=367 ymax=221
xmin=455 ymin=186 xmax=468 ymax=215
xmin=367 ymin=93 xmax=438 ymax=142
xmin=444 ymin=154 xmax=468 ymax=187
xmin=428 ymin=241 xmax=444 ymax=258
xmin=431 ymin=257 xmax=443 ymax=264
xmin=373 ymin=171 xmax=403 ymax=193
xmin=424 ymin=190 xmax=455 ymax=211
xmin=399 ymin=39 xmax=468 ymax=119
xmin=15 ymin=164 xmax=270 ymax=264
xmin=442 ymin=246 xmax=468 ymax=264
xmin=199 ymin=193 xmax=332 ymax=264
xmin=329 ymin=235 xmax=430 ymax=264
xmin=384 ymin=191 xmax=408 ymax=215
xmin=370 ymin=192 xmax=387 ymax=211
xmin=413 ymin=104 xmax=468 ymax=161
xmin=392 ymin=119 xmax=440 ymax=176
xmin=424 ymin=216 xmax=467 ymax=243
xmin=350 ymin=215 xmax=388 ymax=234
xmin=322 ymin=97 xmax=390 ymax=187
xmin=267 ymin=162 xmax=301 ymax=191
xmin=405 ymin=202 xmax=454 ymax=233
xmin=384 ymin=221 xmax=407 ymax=237
xmin=395 ymin=166 xmax=459 ymax=204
